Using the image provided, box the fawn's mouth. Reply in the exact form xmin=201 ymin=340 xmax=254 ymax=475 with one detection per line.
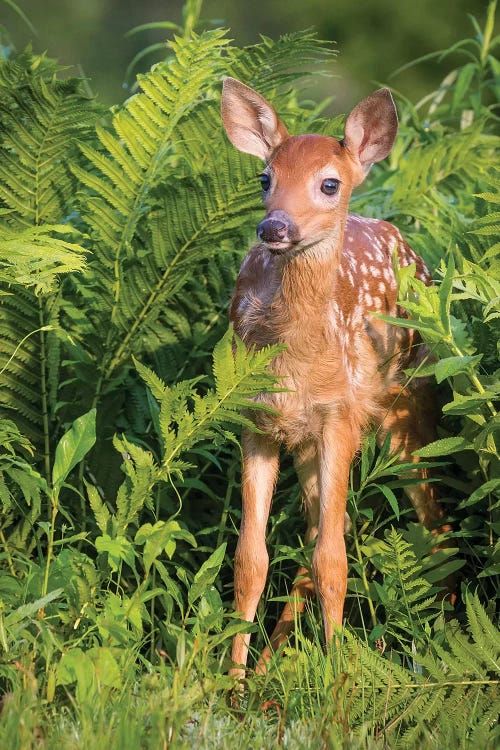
xmin=263 ymin=235 xmax=331 ymax=258
xmin=264 ymin=239 xmax=299 ymax=255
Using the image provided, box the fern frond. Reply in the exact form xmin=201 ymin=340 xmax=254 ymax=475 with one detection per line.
xmin=113 ymin=436 xmax=157 ymax=534
xmin=89 ymin=329 xmax=280 ymax=540
xmin=339 ymin=593 xmax=500 ymax=747
xmin=0 ymin=223 xmax=87 ymax=293
xmin=0 ymin=59 xmax=98 ymax=229
xmin=134 ymin=328 xmax=281 ymax=481
xmin=373 ymin=527 xmax=441 ymax=644
xmin=0 ymin=288 xmax=59 ymax=444
xmin=352 ymin=116 xmax=500 ymax=269
xmin=0 ymin=417 xmax=44 ymax=550
xmin=0 ymin=52 xmax=99 ymax=455
xmin=85 ymin=481 xmax=112 ymax=536
xmin=465 ymin=591 xmax=500 ymax=666
xmin=73 ymin=30 xmax=229 ymax=288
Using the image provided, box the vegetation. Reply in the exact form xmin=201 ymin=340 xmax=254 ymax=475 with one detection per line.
xmin=0 ymin=1 xmax=498 ymax=747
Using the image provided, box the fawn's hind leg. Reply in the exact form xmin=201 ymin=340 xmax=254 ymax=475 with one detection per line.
xmin=377 ymin=380 xmax=456 ymax=600
xmin=377 ymin=381 xmax=449 ymax=531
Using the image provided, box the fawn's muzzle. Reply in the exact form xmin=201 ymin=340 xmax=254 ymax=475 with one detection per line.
xmin=257 ymin=210 xmax=298 ymax=251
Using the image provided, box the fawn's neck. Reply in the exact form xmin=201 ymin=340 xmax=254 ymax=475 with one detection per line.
xmin=267 ymin=235 xmax=344 ymax=358
xmin=276 ymin=231 xmax=343 ymax=320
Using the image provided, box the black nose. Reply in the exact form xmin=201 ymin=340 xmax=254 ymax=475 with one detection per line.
xmin=257 ymin=218 xmax=288 ymax=243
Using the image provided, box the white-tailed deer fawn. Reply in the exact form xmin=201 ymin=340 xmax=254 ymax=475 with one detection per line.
xmin=221 ymin=78 xmax=450 ymax=680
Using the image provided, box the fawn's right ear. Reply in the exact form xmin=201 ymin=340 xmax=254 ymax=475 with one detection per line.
xmin=221 ymin=77 xmax=289 ymax=161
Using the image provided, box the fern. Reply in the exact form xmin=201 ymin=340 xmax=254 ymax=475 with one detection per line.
xmin=68 ymin=30 xmax=331 ymax=401
xmin=0 ymin=51 xmax=98 ymax=460
xmin=370 ymin=528 xmax=442 ymax=645
xmin=0 ymin=53 xmax=98 ymax=228
xmin=0 ymin=417 xmax=43 ymax=554
xmin=134 ymin=327 xmax=282 ymax=482
xmin=0 ymin=223 xmax=87 ymax=293
xmin=350 ymin=16 xmax=500 ymax=273
xmin=341 ymin=592 xmax=499 ymax=747
xmin=70 ymin=31 xmax=233 ymax=384
xmin=85 ymin=328 xmax=280 ymax=527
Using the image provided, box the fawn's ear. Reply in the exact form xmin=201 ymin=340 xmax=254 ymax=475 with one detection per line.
xmin=221 ymin=77 xmax=289 ymax=161
xmin=343 ymin=88 xmax=398 ymax=184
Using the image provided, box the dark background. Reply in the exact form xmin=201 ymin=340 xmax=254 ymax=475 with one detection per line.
xmin=1 ymin=1 xmax=489 ymax=109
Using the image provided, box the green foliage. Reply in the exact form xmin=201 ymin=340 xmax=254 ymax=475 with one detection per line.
xmin=0 ymin=2 xmax=498 ymax=747
xmin=334 ymin=592 xmax=500 ymax=748
xmin=0 ymin=49 xmax=99 ymax=455
xmin=0 ymin=417 xmax=41 ymax=551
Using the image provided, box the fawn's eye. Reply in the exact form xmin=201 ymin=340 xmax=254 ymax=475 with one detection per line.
xmin=259 ymin=173 xmax=271 ymax=191
xmin=321 ymin=178 xmax=340 ymax=195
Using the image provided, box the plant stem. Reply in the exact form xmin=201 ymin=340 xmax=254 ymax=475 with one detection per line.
xmin=150 ymin=485 xmax=161 ymax=663
xmin=38 ymin=300 xmax=51 ymax=484
xmin=216 ymin=462 xmax=235 ymax=551
xmin=42 ymin=491 xmax=58 ymax=598
xmin=352 ymin=524 xmax=377 ymax=629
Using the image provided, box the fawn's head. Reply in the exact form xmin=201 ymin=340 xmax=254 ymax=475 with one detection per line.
xmin=221 ymin=78 xmax=398 ymax=256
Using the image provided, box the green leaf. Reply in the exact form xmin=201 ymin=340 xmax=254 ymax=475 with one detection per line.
xmin=5 ymin=588 xmax=64 ymax=629
xmin=56 ymin=648 xmax=92 ymax=688
xmin=423 ymin=558 xmax=465 ymax=583
xmin=374 ymin=483 xmax=401 ymax=520
xmin=85 ymin=480 xmax=111 ymax=535
xmin=87 ymin=647 xmax=121 ymax=688
xmin=434 ymin=354 xmax=483 ymax=383
xmin=52 ymin=410 xmax=96 ymax=491
xmin=95 ymin=533 xmax=135 ymax=572
xmin=438 ymin=254 xmax=455 ymax=337
xmin=413 ymin=436 xmax=474 ymax=457
xmin=458 ymin=479 xmax=500 ymax=509
xmin=442 ymin=392 xmax=498 ymax=415
xmin=188 ymin=543 xmax=226 ymax=607
xmin=135 ymin=520 xmax=195 ymax=573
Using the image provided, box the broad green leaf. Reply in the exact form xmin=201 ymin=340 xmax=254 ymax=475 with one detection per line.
xmin=135 ymin=520 xmax=196 ymax=573
xmin=56 ymin=648 xmax=91 ymax=686
xmin=458 ymin=479 xmax=500 ymax=509
xmin=423 ymin=558 xmax=465 ymax=583
xmin=5 ymin=588 xmax=64 ymax=629
xmin=413 ymin=437 xmax=474 ymax=457
xmin=52 ymin=410 xmax=96 ymax=491
xmin=87 ymin=647 xmax=121 ymax=688
xmin=95 ymin=533 xmax=135 ymax=572
xmin=434 ymin=355 xmax=483 ymax=383
xmin=443 ymin=392 xmax=498 ymax=415
xmin=188 ymin=543 xmax=226 ymax=606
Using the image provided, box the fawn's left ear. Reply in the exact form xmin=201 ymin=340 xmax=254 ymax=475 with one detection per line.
xmin=342 ymin=88 xmax=398 ymax=184
xmin=221 ymin=77 xmax=289 ymax=161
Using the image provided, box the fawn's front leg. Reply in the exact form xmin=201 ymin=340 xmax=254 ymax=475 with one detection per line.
xmin=230 ymin=430 xmax=280 ymax=681
xmin=256 ymin=440 xmax=320 ymax=672
xmin=313 ymin=420 xmax=360 ymax=644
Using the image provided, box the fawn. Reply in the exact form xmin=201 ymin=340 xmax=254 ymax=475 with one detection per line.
xmin=221 ymin=78 xmax=449 ymax=680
